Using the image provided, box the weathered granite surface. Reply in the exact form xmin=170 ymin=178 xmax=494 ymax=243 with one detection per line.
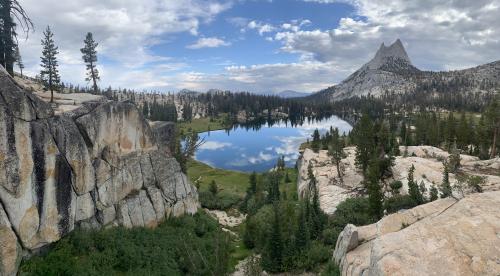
xmin=333 ymin=192 xmax=500 ymax=276
xmin=0 ymin=69 xmax=198 ymax=275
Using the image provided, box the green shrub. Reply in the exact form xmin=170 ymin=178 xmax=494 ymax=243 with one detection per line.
xmin=384 ymin=195 xmax=417 ymax=214
xmin=327 ymin=197 xmax=374 ymax=244
xmin=321 ymin=260 xmax=341 ymax=276
xmin=199 ymin=191 xmax=240 ymax=210
xmin=21 ymin=212 xmax=232 ymax=276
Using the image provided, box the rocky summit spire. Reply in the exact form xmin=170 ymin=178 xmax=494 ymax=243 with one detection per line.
xmin=366 ymin=39 xmax=412 ymax=69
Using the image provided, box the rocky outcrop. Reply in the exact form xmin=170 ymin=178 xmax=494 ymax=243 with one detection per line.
xmin=333 ymin=192 xmax=500 ymax=275
xmin=0 ymin=69 xmax=198 ymax=275
xmin=298 ymin=146 xmax=500 ymax=214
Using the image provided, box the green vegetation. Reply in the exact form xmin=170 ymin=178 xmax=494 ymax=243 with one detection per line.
xmin=20 ymin=212 xmax=233 ymax=276
xmin=178 ymin=115 xmax=231 ymax=134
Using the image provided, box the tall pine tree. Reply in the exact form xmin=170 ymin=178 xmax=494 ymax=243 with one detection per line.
xmin=40 ymin=26 xmax=60 ymax=102
xmin=80 ymin=32 xmax=100 ymax=93
xmin=0 ymin=0 xmax=33 ymax=76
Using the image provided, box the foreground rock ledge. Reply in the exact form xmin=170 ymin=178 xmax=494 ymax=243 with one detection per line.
xmin=333 ymin=191 xmax=500 ymax=276
xmin=0 ymin=69 xmax=199 ymax=275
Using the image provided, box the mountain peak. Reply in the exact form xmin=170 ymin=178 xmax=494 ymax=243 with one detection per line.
xmin=367 ymin=39 xmax=412 ymax=69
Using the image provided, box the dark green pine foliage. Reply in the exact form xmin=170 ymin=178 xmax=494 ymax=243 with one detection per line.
xmin=429 ymin=185 xmax=439 ymax=201
xmin=485 ymin=96 xmax=499 ymax=158
xmin=14 ymin=45 xmax=24 ymax=76
xmin=294 ymin=203 xmax=310 ymax=251
xmin=309 ymin=181 xmax=325 ymax=240
xmin=0 ymin=0 xmax=16 ymax=75
xmin=40 ymin=26 xmax=60 ymax=103
xmin=328 ymin=127 xmax=346 ymax=185
xmin=182 ymin=104 xmax=193 ymax=122
xmin=456 ymin=112 xmax=469 ymax=150
xmin=241 ymin=172 xmax=258 ymax=213
xmin=407 ymin=164 xmax=424 ymax=204
xmin=209 ymin=180 xmax=218 ymax=195
xmin=80 ymin=32 xmax=100 ymax=93
xmin=440 ymin=163 xmax=452 ymax=198
xmin=0 ymin=0 xmax=33 ymax=75
xmin=267 ymin=172 xmax=280 ymax=203
xmin=353 ymin=113 xmax=375 ymax=175
xmin=311 ymin=129 xmax=321 ymax=153
xmin=262 ymin=204 xmax=283 ymax=273
xmin=366 ymin=158 xmax=383 ymax=220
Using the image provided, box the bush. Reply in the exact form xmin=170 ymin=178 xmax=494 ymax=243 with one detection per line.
xmin=199 ymin=191 xmax=240 ymax=210
xmin=321 ymin=260 xmax=341 ymax=276
xmin=389 ymin=180 xmax=403 ymax=195
xmin=21 ymin=212 xmax=232 ymax=276
xmin=384 ymin=195 xmax=417 ymax=214
xmin=327 ymin=198 xmax=374 ymax=243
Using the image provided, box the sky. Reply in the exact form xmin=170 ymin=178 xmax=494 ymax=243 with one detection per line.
xmin=17 ymin=0 xmax=500 ymax=93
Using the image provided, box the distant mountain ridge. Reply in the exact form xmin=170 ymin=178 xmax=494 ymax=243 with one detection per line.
xmin=311 ymin=39 xmax=500 ymax=102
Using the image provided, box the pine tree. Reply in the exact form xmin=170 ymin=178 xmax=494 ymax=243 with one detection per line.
xmin=0 ymin=0 xmax=33 ymax=76
xmin=294 ymin=203 xmax=310 ymax=251
xmin=485 ymin=97 xmax=499 ymax=158
xmin=248 ymin=172 xmax=257 ymax=194
xmin=80 ymin=32 xmax=100 ymax=93
xmin=209 ymin=180 xmax=218 ymax=195
xmin=440 ymin=162 xmax=452 ymax=198
xmin=353 ymin=113 xmax=375 ymax=175
xmin=400 ymin=120 xmax=408 ymax=146
xmin=284 ymin=171 xmax=291 ymax=183
xmin=407 ymin=164 xmax=423 ymax=204
xmin=263 ymin=204 xmax=283 ymax=272
xmin=328 ymin=128 xmax=346 ymax=185
xmin=366 ymin=157 xmax=383 ymax=219
xmin=456 ymin=112 xmax=469 ymax=150
xmin=40 ymin=26 xmax=60 ymax=103
xmin=14 ymin=45 xmax=23 ymax=76
xmin=429 ymin=185 xmax=439 ymax=201
xmin=311 ymin=129 xmax=321 ymax=153
xmin=267 ymin=172 xmax=280 ymax=203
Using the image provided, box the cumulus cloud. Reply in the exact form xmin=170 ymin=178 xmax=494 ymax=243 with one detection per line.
xmin=287 ymin=0 xmax=500 ymax=72
xmin=247 ymin=20 xmax=276 ymax=35
xmin=187 ymin=37 xmax=231 ymax=49
xmin=17 ymin=0 xmax=232 ymax=86
xmin=14 ymin=0 xmax=500 ymax=93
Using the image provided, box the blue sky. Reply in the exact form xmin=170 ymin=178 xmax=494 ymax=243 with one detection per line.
xmin=18 ymin=0 xmax=500 ymax=93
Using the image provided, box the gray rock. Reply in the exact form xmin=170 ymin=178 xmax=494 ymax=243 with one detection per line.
xmin=333 ymin=224 xmax=358 ymax=264
xmin=75 ymin=193 xmax=96 ymax=222
xmin=0 ymin=69 xmax=199 ymax=275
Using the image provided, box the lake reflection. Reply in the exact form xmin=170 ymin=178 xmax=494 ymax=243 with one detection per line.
xmin=194 ymin=116 xmax=353 ymax=172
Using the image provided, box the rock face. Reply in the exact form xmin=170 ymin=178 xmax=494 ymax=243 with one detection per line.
xmin=297 ymin=146 xmax=500 ymax=214
xmin=0 ymin=69 xmax=199 ymax=275
xmin=333 ymin=192 xmax=500 ymax=275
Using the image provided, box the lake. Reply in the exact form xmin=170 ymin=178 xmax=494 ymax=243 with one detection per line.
xmin=194 ymin=116 xmax=353 ymax=172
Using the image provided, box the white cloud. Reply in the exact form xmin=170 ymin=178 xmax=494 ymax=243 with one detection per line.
xmin=187 ymin=37 xmax=231 ymax=49
xmin=17 ymin=0 xmax=232 ymax=87
xmin=199 ymin=141 xmax=233 ymax=150
xmin=248 ymin=151 xmax=274 ymax=164
xmin=247 ymin=20 xmax=276 ymax=35
xmin=286 ymin=0 xmax=500 ymax=72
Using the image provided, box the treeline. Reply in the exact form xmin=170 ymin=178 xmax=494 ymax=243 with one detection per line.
xmin=195 ymin=91 xmax=314 ymax=123
xmin=142 ymin=101 xmax=178 ymax=122
xmin=313 ymin=95 xmax=499 ymax=160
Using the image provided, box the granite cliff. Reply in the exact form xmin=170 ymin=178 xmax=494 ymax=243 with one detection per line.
xmin=0 ymin=69 xmax=199 ymax=275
